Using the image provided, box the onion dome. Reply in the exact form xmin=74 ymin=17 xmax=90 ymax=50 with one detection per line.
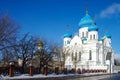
xmin=64 ymin=32 xmax=72 ymax=38
xmin=79 ymin=13 xmax=93 ymax=28
xmin=88 ymin=23 xmax=98 ymax=31
xmin=38 ymin=41 xmax=43 ymax=47
xmin=82 ymin=37 xmax=87 ymax=41
xmin=105 ymin=33 xmax=111 ymax=38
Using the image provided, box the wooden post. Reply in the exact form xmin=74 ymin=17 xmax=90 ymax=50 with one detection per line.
xmin=9 ymin=62 xmax=14 ymax=77
xmin=29 ymin=64 xmax=33 ymax=76
xmin=82 ymin=68 xmax=85 ymax=74
xmin=77 ymin=68 xmax=81 ymax=74
xmin=44 ymin=65 xmax=47 ymax=76
xmin=55 ymin=67 xmax=59 ymax=75
xmin=64 ymin=68 xmax=67 ymax=74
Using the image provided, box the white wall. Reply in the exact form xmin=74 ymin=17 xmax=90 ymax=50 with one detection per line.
xmin=63 ymin=37 xmax=71 ymax=47
xmin=79 ymin=27 xmax=88 ymax=38
xmin=88 ymin=31 xmax=98 ymax=40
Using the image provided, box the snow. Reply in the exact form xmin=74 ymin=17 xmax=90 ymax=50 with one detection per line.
xmin=0 ymin=73 xmax=110 ymax=80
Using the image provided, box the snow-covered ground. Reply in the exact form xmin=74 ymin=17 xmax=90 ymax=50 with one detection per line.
xmin=0 ymin=72 xmax=110 ymax=80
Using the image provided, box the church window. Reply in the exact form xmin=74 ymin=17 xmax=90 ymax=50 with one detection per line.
xmin=93 ymin=34 xmax=95 ymax=39
xmin=67 ymin=41 xmax=70 ymax=44
xmin=90 ymin=35 xmax=92 ymax=40
xmin=72 ymin=52 xmax=73 ymax=61
xmin=82 ymin=32 xmax=84 ymax=37
xmin=75 ymin=52 xmax=77 ymax=60
xmin=79 ymin=52 xmax=81 ymax=61
xmin=98 ymin=49 xmax=99 ymax=62
xmin=89 ymin=50 xmax=92 ymax=60
xmin=86 ymin=31 xmax=88 ymax=37
xmin=75 ymin=43 xmax=77 ymax=45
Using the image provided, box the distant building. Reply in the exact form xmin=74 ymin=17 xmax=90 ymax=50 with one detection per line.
xmin=63 ymin=9 xmax=114 ymax=73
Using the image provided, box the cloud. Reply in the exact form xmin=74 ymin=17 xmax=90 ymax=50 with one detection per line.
xmin=99 ymin=3 xmax=120 ymax=18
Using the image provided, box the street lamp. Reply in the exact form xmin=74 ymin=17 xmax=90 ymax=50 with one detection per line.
xmin=38 ymin=41 xmax=44 ymax=73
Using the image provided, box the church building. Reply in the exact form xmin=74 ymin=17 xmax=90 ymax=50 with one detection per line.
xmin=63 ymin=9 xmax=114 ymax=73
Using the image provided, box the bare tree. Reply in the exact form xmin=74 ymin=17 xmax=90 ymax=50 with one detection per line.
xmin=61 ymin=47 xmax=82 ymax=72
xmin=15 ymin=33 xmax=38 ymax=73
xmin=114 ymin=59 xmax=120 ymax=66
xmin=0 ymin=15 xmax=19 ymax=51
xmin=33 ymin=38 xmax=60 ymax=73
xmin=0 ymin=15 xmax=19 ymax=66
xmin=60 ymin=46 xmax=71 ymax=67
xmin=60 ymin=48 xmax=65 ymax=67
xmin=1 ymin=46 xmax=17 ymax=66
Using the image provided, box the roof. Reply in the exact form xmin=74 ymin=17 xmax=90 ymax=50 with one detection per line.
xmin=105 ymin=33 xmax=111 ymax=38
xmin=88 ymin=23 xmax=98 ymax=31
xmin=64 ymin=32 xmax=72 ymax=38
xmin=79 ymin=14 xmax=93 ymax=28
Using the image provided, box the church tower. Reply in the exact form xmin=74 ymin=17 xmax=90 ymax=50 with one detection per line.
xmin=103 ymin=32 xmax=111 ymax=47
xmin=63 ymin=6 xmax=114 ymax=73
xmin=63 ymin=32 xmax=72 ymax=47
xmin=63 ymin=25 xmax=72 ymax=47
xmin=88 ymin=17 xmax=98 ymax=41
xmin=78 ymin=7 xmax=92 ymax=40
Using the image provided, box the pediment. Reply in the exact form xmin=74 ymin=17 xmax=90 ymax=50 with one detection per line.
xmin=70 ymin=35 xmax=82 ymax=46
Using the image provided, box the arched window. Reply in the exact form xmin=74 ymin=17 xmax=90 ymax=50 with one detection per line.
xmin=93 ymin=34 xmax=95 ymax=39
xmin=98 ymin=49 xmax=99 ymax=62
xmin=90 ymin=35 xmax=92 ymax=40
xmin=75 ymin=52 xmax=77 ymax=60
xmin=86 ymin=32 xmax=88 ymax=37
xmin=89 ymin=50 xmax=92 ymax=60
xmin=82 ymin=32 xmax=84 ymax=37
xmin=67 ymin=41 xmax=70 ymax=44
xmin=79 ymin=52 xmax=81 ymax=61
xmin=72 ymin=52 xmax=73 ymax=61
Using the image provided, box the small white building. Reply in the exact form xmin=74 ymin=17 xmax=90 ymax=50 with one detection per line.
xmin=63 ymin=10 xmax=114 ymax=73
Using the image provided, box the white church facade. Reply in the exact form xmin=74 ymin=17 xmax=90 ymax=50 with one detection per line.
xmin=63 ymin=10 xmax=114 ymax=73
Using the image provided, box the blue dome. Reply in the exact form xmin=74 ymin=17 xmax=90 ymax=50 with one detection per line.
xmin=105 ymin=33 xmax=111 ymax=38
xmin=64 ymin=32 xmax=72 ymax=38
xmin=88 ymin=24 xmax=98 ymax=31
xmin=79 ymin=14 xmax=93 ymax=28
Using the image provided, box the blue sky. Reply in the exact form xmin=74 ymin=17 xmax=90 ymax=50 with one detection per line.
xmin=0 ymin=0 xmax=120 ymax=57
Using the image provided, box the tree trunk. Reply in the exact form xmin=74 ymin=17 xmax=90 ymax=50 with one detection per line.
xmin=21 ymin=61 xmax=25 ymax=74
